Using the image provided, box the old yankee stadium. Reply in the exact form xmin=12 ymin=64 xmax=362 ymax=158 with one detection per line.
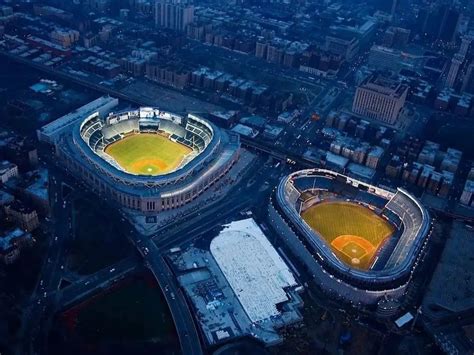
xmin=269 ymin=168 xmax=432 ymax=305
xmin=40 ymin=101 xmax=240 ymax=214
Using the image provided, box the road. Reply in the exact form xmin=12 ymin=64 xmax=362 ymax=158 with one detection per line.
xmin=20 ymin=171 xmax=75 ymax=355
xmin=155 ymin=196 xmax=255 ymax=250
xmin=240 ymin=135 xmax=317 ymax=168
xmin=129 ymin=232 xmax=203 ymax=355
xmin=56 ymin=256 xmax=140 ymax=310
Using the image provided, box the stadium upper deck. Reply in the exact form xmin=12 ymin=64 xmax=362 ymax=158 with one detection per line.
xmin=269 ymin=168 xmax=432 ymax=305
xmin=49 ymin=106 xmax=240 ymax=213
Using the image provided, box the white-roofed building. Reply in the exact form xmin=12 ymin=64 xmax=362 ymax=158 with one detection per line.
xmin=210 ymin=218 xmax=298 ymax=323
xmin=394 ymin=312 xmax=414 ymax=328
xmin=231 ymin=124 xmax=259 ymax=138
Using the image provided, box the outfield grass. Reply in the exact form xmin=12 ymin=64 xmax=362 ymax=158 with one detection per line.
xmin=105 ymin=133 xmax=192 ymax=175
xmin=301 ymin=201 xmax=394 ymax=269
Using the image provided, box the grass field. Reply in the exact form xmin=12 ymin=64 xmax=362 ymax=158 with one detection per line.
xmin=301 ymin=201 xmax=395 ymax=270
xmin=75 ymin=277 xmax=177 ymax=343
xmin=54 ymin=274 xmax=180 ymax=354
xmin=104 ymin=133 xmax=192 ymax=175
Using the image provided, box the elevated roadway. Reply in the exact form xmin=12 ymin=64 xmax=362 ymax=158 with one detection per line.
xmin=130 ymin=233 xmax=203 ymax=355
xmin=56 ymin=256 xmax=140 ymax=311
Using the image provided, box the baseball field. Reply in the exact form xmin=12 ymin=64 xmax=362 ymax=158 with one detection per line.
xmin=104 ymin=133 xmax=192 ymax=176
xmin=301 ymin=201 xmax=395 ymax=270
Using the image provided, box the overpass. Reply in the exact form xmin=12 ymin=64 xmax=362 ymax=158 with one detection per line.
xmin=239 ymin=136 xmax=317 ymax=168
xmin=129 ymin=233 xmax=204 ymax=355
xmin=56 ymin=256 xmax=141 ymax=311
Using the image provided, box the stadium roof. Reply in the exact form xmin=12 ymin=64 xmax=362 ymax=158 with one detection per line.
xmin=210 ymin=218 xmax=297 ymax=323
xmin=37 ymin=96 xmax=118 ymax=143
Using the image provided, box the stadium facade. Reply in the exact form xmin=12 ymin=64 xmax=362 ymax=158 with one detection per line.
xmin=48 ymin=106 xmax=240 ymax=214
xmin=269 ymin=168 xmax=432 ymax=306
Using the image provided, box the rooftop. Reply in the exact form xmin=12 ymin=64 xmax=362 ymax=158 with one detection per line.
xmin=464 ymin=179 xmax=474 ymax=194
xmin=0 ymin=228 xmax=31 ymax=251
xmin=0 ymin=160 xmax=17 ymax=174
xmin=37 ymin=96 xmax=118 ymax=142
xmin=231 ymin=124 xmax=258 ymax=138
xmin=326 ymin=152 xmax=349 ymax=169
xmin=0 ymin=190 xmax=14 ymax=205
xmin=347 ymin=162 xmax=376 ymax=181
xmin=25 ymin=169 xmax=49 ymax=201
xmin=368 ymin=146 xmax=384 ymax=158
xmin=360 ymin=74 xmax=408 ymax=98
xmin=210 ymin=218 xmax=298 ymax=323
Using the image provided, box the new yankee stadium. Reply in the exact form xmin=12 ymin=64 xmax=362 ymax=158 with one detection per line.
xmin=269 ymin=168 xmax=432 ymax=305
xmin=39 ymin=98 xmax=240 ymax=214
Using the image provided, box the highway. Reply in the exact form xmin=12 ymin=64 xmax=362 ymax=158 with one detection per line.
xmin=130 ymin=232 xmax=204 ymax=355
xmin=0 ymin=50 xmax=151 ymax=107
xmin=240 ymin=136 xmax=317 ymax=168
xmin=30 ymin=159 xmax=206 ymax=355
xmin=20 ymin=172 xmax=75 ymax=355
xmin=56 ymin=256 xmax=140 ymax=310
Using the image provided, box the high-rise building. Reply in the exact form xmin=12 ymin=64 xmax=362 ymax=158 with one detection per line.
xmin=462 ymin=62 xmax=474 ymax=93
xmin=50 ymin=29 xmax=80 ymax=48
xmin=266 ymin=44 xmax=284 ymax=64
xmin=445 ymin=53 xmax=464 ymax=88
xmin=352 ymin=74 xmax=408 ymax=125
xmin=325 ymin=34 xmax=359 ymax=62
xmin=376 ymin=0 xmax=397 ymax=17
xmin=368 ymin=45 xmax=402 ymax=72
xmin=155 ymin=0 xmax=194 ymax=32
xmin=5 ymin=201 xmax=40 ymax=232
xmin=438 ymin=6 xmax=460 ymax=43
xmin=0 ymin=161 xmax=18 ymax=184
xmin=459 ymin=34 xmax=473 ymax=57
xmin=417 ymin=5 xmax=460 ymax=43
xmin=255 ymin=41 xmax=267 ymax=58
xmin=366 ymin=146 xmax=384 ymax=169
xmin=383 ymin=27 xmax=410 ymax=48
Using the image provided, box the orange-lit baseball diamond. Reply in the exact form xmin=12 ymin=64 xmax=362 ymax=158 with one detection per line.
xmin=301 ymin=201 xmax=394 ymax=270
